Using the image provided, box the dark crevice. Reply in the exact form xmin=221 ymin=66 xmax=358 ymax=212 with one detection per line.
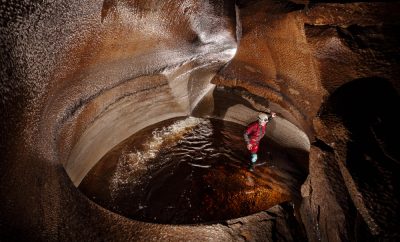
xmin=285 ymin=2 xmax=306 ymax=12
xmin=312 ymin=139 xmax=334 ymax=153
xmin=320 ymin=76 xmax=400 ymax=239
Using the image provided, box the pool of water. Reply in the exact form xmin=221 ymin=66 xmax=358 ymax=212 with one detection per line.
xmin=79 ymin=116 xmax=306 ymax=224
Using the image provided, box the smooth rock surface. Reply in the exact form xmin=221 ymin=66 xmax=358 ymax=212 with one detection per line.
xmin=1 ymin=0 xmax=399 ymax=241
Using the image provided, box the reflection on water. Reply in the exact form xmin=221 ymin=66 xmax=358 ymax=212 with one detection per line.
xmin=79 ymin=117 xmax=306 ymax=224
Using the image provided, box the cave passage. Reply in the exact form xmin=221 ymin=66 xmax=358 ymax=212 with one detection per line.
xmin=329 ymin=77 xmax=400 ymax=233
xmin=79 ymin=116 xmax=306 ymax=224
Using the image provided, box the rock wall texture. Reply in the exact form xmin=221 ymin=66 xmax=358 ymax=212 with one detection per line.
xmin=1 ymin=0 xmax=399 ymax=241
xmin=214 ymin=1 xmax=400 ymax=241
xmin=303 ymin=3 xmax=400 ymax=241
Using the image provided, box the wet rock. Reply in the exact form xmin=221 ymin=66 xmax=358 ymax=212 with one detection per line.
xmin=212 ymin=0 xmax=326 ymax=137
xmin=303 ymin=2 xmax=400 ymax=94
xmin=316 ymin=77 xmax=400 ymax=240
xmin=300 ymin=146 xmax=355 ymax=242
xmin=303 ymin=2 xmax=400 ymax=240
xmin=1 ymin=0 xmax=400 ymax=241
xmin=225 ymin=203 xmax=306 ymax=242
xmin=0 ymin=0 xmax=239 ymax=240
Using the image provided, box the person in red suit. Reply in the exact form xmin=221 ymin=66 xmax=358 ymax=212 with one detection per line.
xmin=244 ymin=112 xmax=276 ymax=170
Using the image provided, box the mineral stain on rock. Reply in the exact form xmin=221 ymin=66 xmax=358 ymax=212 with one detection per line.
xmin=2 ymin=0 xmax=399 ymax=240
xmin=79 ymin=117 xmax=305 ymax=224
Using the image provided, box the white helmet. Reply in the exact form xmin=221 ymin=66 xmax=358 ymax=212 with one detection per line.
xmin=258 ymin=113 xmax=269 ymax=123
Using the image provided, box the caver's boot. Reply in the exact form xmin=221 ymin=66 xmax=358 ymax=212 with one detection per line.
xmin=248 ymin=163 xmax=254 ymax=171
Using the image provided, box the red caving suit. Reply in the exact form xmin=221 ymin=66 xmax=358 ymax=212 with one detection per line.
xmin=244 ymin=121 xmax=267 ymax=154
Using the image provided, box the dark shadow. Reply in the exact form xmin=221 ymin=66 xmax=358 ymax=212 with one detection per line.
xmin=326 ymin=77 xmax=400 ymax=239
xmin=101 ymin=0 xmax=117 ymax=22
xmin=211 ymin=86 xmax=271 ymax=119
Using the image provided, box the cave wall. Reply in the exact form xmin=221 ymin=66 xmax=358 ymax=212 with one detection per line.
xmin=304 ymin=3 xmax=400 ymax=241
xmin=1 ymin=0 xmax=399 ymax=241
xmin=211 ymin=1 xmax=400 ymax=241
xmin=0 ymin=1 xmax=243 ymax=240
xmin=212 ymin=0 xmax=325 ymax=137
xmin=1 ymin=0 xmax=238 ymax=186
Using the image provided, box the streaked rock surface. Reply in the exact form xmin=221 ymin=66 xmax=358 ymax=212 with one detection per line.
xmin=1 ymin=0 xmax=399 ymax=241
